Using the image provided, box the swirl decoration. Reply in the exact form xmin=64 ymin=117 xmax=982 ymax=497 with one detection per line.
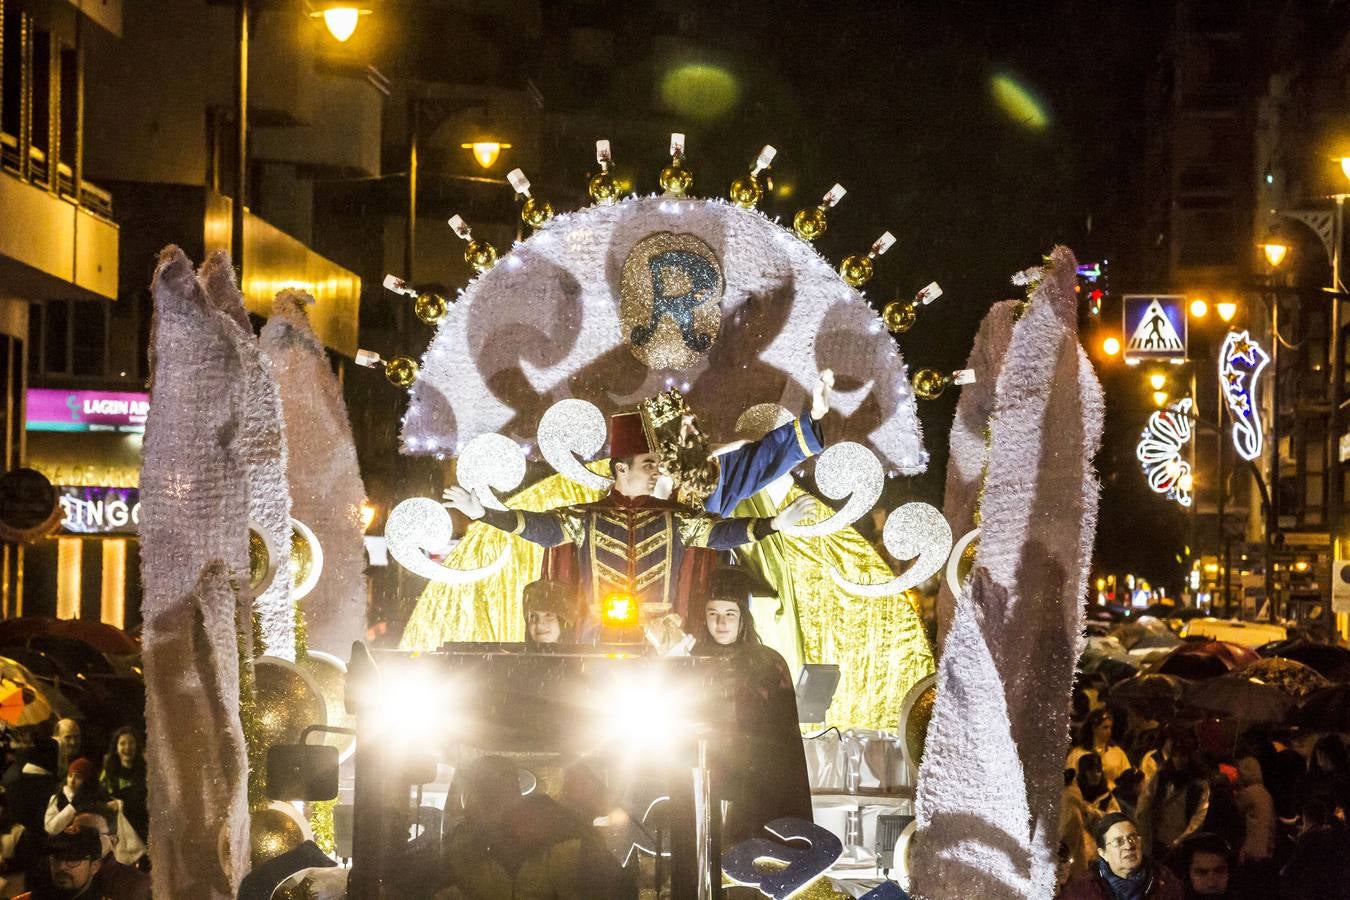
xmin=385 ymin=498 xmax=510 ymax=584
xmin=538 ymin=399 xmax=613 ymax=492
xmin=1219 ymin=330 xmax=1271 ymax=462
xmin=1136 ymin=397 xmax=1193 ymax=508
xmin=832 ymin=502 xmax=953 ymax=597
xmin=778 ymin=442 xmax=883 ymax=537
xmin=456 ymin=433 xmax=527 ymax=511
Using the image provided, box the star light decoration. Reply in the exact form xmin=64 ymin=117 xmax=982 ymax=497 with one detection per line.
xmin=1136 ymin=397 xmax=1194 ymax=508
xmin=1219 ymin=330 xmax=1271 ymax=462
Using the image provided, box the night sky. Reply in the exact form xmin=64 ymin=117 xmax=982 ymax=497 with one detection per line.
xmin=351 ymin=1 xmax=1175 ymax=584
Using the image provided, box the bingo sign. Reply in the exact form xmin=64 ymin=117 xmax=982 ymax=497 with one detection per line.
xmin=1123 ymin=295 xmax=1188 ymax=363
xmin=25 ymin=389 xmax=149 ymax=433
xmin=57 ymin=485 xmax=140 ymax=535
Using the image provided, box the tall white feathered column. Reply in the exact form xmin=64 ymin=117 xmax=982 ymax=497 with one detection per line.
xmin=913 ymin=247 xmax=1104 ymax=898
xmin=199 ymin=252 xmax=296 ymax=658
xmin=260 ymin=291 xmax=368 ymax=655
xmin=139 ymin=247 xmax=251 ymax=899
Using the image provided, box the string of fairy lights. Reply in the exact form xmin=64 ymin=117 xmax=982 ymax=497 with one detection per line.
xmin=352 ymin=134 xmax=963 ymax=399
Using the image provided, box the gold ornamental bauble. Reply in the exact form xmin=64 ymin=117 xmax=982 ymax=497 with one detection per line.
xmin=659 ymin=160 xmax=694 ymax=196
xmin=384 ymin=356 xmax=419 ymax=388
xmin=253 ymin=657 xmax=327 ymax=749
xmin=905 ymin=684 xmax=936 ymax=769
xmin=413 ymin=292 xmax=449 ymax=325
xmin=248 ymin=526 xmax=275 ymax=596
xmin=249 ymin=805 xmax=307 ymax=868
xmin=464 ymin=240 xmax=498 ymax=273
xmin=792 ymin=206 xmax=827 ymax=241
xmin=838 ymin=254 xmax=874 ymax=287
xmin=588 ymin=170 xmax=620 ymax=205
xmin=912 ymin=368 xmax=949 ymax=401
xmin=520 ymin=196 xmax=554 ymax=229
xmin=728 ymin=175 xmax=762 ymax=209
xmin=883 ymin=300 xmax=917 ymax=333
xmin=299 ymin=651 xmax=357 ymax=762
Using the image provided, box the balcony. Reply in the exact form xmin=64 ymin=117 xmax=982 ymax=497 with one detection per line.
xmin=0 ymin=131 xmax=119 ymax=302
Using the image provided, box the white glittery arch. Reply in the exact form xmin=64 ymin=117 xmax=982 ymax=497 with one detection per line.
xmin=456 ymin=433 xmax=527 ymax=510
xmin=401 ymin=197 xmax=926 ymax=474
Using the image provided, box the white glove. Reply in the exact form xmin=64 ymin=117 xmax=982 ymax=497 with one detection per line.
xmin=441 ymin=485 xmax=485 ymax=520
xmin=770 ymin=495 xmax=816 ymax=531
xmin=811 ymin=369 xmax=834 ymax=421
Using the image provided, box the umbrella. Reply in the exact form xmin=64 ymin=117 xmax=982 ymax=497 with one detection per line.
xmin=1232 ymin=657 xmax=1331 ymax=701
xmin=0 ymin=677 xmax=52 ymax=726
xmin=1191 ymin=675 xmax=1295 ymax=724
xmin=1294 ymin=683 xmax=1350 ymax=730
xmin=1130 ymin=631 xmax=1182 ymax=653
xmin=50 ymin=620 xmax=138 ymax=656
xmin=1150 ymin=640 xmax=1260 ymax=680
xmin=1108 ymin=673 xmax=1187 ymax=716
xmin=1258 ymin=640 xmax=1350 ymax=682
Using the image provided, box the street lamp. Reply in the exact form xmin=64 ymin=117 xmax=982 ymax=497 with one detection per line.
xmin=1149 ymin=371 xmax=1167 ymax=391
xmin=1102 ymin=335 xmax=1121 ymax=357
xmin=1216 ymin=301 xmax=1238 ymax=323
xmin=1261 ymin=238 xmax=1290 ymax=270
xmin=1190 ymin=298 xmax=1209 ymax=318
xmin=461 ymin=141 xmax=512 ymax=170
xmin=308 ymin=4 xmax=372 ymax=42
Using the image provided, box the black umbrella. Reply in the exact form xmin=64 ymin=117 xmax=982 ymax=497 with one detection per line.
xmin=1109 ymin=673 xmax=1186 ymax=717
xmin=1258 ymin=640 xmax=1350 ymax=682
xmin=1293 ymin=683 xmax=1350 ymax=730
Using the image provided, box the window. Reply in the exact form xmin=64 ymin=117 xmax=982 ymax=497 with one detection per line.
xmin=1 ymin=3 xmax=21 ymax=141
xmin=31 ymin=299 xmax=109 ymax=380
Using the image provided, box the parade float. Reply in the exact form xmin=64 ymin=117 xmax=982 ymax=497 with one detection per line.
xmin=137 ymin=134 xmax=1102 ymax=900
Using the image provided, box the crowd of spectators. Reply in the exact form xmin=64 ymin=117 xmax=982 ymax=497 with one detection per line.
xmin=0 ymin=717 xmax=149 ymax=899
xmin=1056 ymin=689 xmax=1350 ymax=899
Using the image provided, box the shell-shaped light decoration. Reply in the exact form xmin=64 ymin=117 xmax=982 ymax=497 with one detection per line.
xmin=386 ymin=497 xmax=510 ymax=584
xmin=537 ymin=399 xmax=613 ymax=492
xmin=778 ymin=441 xmax=883 ymax=537
xmin=455 ymin=433 xmax=527 ymax=511
xmin=289 ymin=517 xmax=324 ymax=602
xmin=832 ymin=501 xmax=953 ymax=597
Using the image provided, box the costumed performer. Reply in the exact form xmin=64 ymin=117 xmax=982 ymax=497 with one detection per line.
xmin=442 ymin=413 xmax=816 ymax=632
xmin=690 ymin=566 xmax=813 ymax=846
xmin=521 ymin=579 xmax=574 ymax=648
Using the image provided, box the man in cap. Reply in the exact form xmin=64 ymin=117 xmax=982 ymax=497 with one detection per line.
xmin=16 ymin=824 xmax=104 ymax=899
xmin=444 ymin=411 xmax=814 ymax=625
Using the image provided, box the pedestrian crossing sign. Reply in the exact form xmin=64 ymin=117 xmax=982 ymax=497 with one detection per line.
xmin=1123 ymin=295 xmax=1187 ymax=362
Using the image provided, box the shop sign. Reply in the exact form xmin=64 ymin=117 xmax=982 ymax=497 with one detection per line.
xmin=57 ymin=486 xmax=140 ymax=535
xmin=25 ymin=389 xmax=149 ymax=433
xmin=0 ymin=469 xmax=61 ymax=542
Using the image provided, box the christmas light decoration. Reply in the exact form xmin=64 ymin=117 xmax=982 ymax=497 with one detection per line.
xmin=883 ymin=282 xmax=943 ymax=334
xmin=537 ymin=399 xmax=613 ymax=492
xmin=728 ymin=145 xmax=776 ymax=209
xmin=588 ymin=140 xmax=620 ymax=205
xmin=454 ymin=433 xmax=526 ymax=511
xmin=385 ymin=497 xmax=510 ymax=584
xmin=658 ymin=133 xmax=693 ymax=196
xmin=912 ymin=368 xmax=976 ymax=401
xmin=792 ymin=183 xmax=846 ymax=241
xmin=838 ymin=231 xmax=895 ymax=288
xmin=447 ymin=214 xmax=498 ymax=272
xmin=354 ymin=349 xmax=418 ymax=388
xmin=1136 ymin=397 xmax=1193 ymax=508
xmin=383 ymin=275 xmax=449 ymax=326
xmin=507 ymin=168 xmax=554 ymax=229
xmin=1219 ymin=330 xmax=1271 ymax=461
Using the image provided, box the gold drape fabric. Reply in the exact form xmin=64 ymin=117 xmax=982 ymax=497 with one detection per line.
xmin=399 ymin=476 xmax=934 ymax=730
xmin=731 ymin=486 xmax=935 ymax=731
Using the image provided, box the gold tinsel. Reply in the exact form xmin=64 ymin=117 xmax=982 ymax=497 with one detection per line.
xmin=307 ymin=799 xmax=336 ymax=856
xmin=239 ymin=611 xmax=266 ymax=810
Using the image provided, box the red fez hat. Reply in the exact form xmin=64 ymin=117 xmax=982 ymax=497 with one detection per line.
xmin=609 ymin=412 xmax=651 ymax=458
